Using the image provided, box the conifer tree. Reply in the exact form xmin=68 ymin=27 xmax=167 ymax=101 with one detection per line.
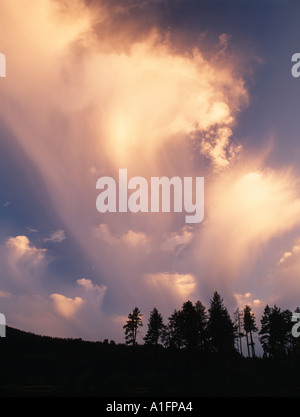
xmin=195 ymin=300 xmax=208 ymax=352
xmin=163 ymin=301 xmax=208 ymax=351
xmin=123 ymin=307 xmax=143 ymax=346
xmin=207 ymin=291 xmax=236 ymax=354
xmin=259 ymin=304 xmax=271 ymax=357
xmin=259 ymin=305 xmax=292 ymax=358
xmin=164 ymin=309 xmax=184 ymax=349
xmin=144 ymin=307 xmax=165 ymax=346
xmin=181 ymin=300 xmax=199 ymax=350
xmin=243 ymin=305 xmax=258 ymax=358
xmin=233 ymin=308 xmax=244 ymax=355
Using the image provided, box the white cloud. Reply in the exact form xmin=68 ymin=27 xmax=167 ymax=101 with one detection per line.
xmin=0 ymin=290 xmax=12 ymax=299
xmin=95 ymin=223 xmax=150 ymax=247
xmin=6 ymin=235 xmax=46 ymax=259
xmin=76 ymin=277 xmax=107 ymax=294
xmin=145 ymin=272 xmax=196 ymax=302
xmin=198 ymin=126 xmax=241 ymax=171
xmin=267 ymin=237 xmax=300 ymax=309
xmin=50 ymin=293 xmax=83 ymax=318
xmin=77 ymin=278 xmax=95 ymax=290
xmin=27 ymin=227 xmax=39 ymax=234
xmin=43 ymin=229 xmax=66 ymax=243
xmin=234 ymin=292 xmax=261 ymax=308
xmin=160 ymin=226 xmax=194 ymax=253
xmin=278 ymin=238 xmax=300 ymax=264
xmin=121 ymin=230 xmax=150 ymax=246
xmin=279 ymin=251 xmax=292 ymax=264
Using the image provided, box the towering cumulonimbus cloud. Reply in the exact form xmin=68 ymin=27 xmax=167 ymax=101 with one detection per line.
xmin=0 ymin=0 xmax=300 ymax=341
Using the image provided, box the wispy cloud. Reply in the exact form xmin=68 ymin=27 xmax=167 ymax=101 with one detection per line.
xmin=43 ymin=229 xmax=66 ymax=243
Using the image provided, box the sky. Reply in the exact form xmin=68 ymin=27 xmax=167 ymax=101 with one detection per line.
xmin=1 ymin=0 xmax=300 ymax=346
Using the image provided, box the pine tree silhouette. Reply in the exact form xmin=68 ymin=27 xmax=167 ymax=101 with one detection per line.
xmin=144 ymin=307 xmax=165 ymax=346
xmin=123 ymin=307 xmax=143 ymax=346
xmin=243 ymin=305 xmax=258 ymax=358
xmin=259 ymin=305 xmax=292 ymax=358
xmin=207 ymin=291 xmax=236 ymax=354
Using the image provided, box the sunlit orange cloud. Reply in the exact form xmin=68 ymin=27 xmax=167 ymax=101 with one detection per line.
xmin=145 ymin=272 xmax=197 ymax=310
xmin=50 ymin=293 xmax=83 ymax=318
xmin=234 ymin=292 xmax=261 ymax=309
xmin=191 ymin=158 xmax=300 ymax=305
xmin=0 ymin=0 xmax=247 ymax=175
xmin=3 ymin=236 xmax=48 ymax=293
xmin=0 ymin=0 xmax=248 ymax=287
xmin=0 ymin=233 xmax=119 ymax=339
xmin=6 ymin=236 xmax=46 ymax=260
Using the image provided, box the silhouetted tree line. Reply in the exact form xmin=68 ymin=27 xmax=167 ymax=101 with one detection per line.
xmin=123 ymin=291 xmax=300 ymax=359
xmin=2 ymin=298 xmax=300 ymax=396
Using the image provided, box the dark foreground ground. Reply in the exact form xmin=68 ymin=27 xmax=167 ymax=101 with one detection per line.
xmin=0 ymin=326 xmax=300 ymax=397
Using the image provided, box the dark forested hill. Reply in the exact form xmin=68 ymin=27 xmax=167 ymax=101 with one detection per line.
xmin=1 ymin=326 xmax=300 ymax=397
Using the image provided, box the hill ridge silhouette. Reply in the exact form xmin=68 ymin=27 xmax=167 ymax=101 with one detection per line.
xmin=1 ymin=324 xmax=300 ymax=397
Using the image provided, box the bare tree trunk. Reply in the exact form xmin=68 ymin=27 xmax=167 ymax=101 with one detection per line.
xmin=250 ymin=331 xmax=256 ymax=358
xmin=245 ymin=331 xmax=250 ymax=357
